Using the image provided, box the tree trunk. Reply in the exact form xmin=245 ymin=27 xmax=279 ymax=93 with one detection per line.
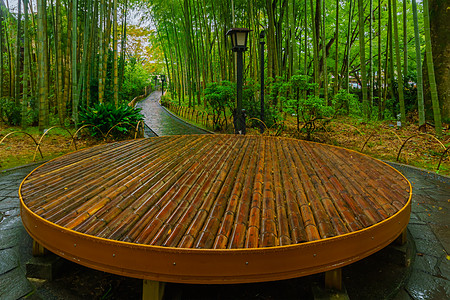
xmin=369 ymin=0 xmax=373 ymax=110
xmin=22 ymin=0 xmax=29 ymax=128
xmin=15 ymin=0 xmax=21 ymax=107
xmin=304 ymin=0 xmax=308 ymax=77
xmin=322 ymin=0 xmax=328 ymax=104
xmin=102 ymin=0 xmax=113 ymax=99
xmin=98 ymin=0 xmax=104 ymax=103
xmin=423 ymin=0 xmax=449 ymax=124
xmin=412 ymin=0 xmax=424 ymax=127
xmin=113 ymin=0 xmax=118 ymax=107
xmin=358 ymin=0 xmax=369 ymax=118
xmin=63 ymin=0 xmax=72 ymax=117
xmin=392 ymin=0 xmax=406 ymax=124
xmin=37 ymin=0 xmax=47 ymax=131
xmin=423 ymin=0 xmax=442 ymax=135
xmin=72 ymin=0 xmax=78 ymax=125
xmin=345 ymin=0 xmax=353 ymax=93
xmin=333 ymin=0 xmax=339 ymax=95
xmin=119 ymin=0 xmax=127 ymax=92
xmin=402 ymin=0 xmax=408 ymax=76
xmin=78 ymin=0 xmax=91 ymax=108
xmin=310 ymin=0 xmax=319 ymax=96
xmin=377 ymin=0 xmax=382 ymax=119
xmin=0 ymin=5 xmax=3 ymax=100
xmin=56 ymin=0 xmax=64 ymax=124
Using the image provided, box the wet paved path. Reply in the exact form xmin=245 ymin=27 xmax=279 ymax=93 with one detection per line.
xmin=388 ymin=164 xmax=450 ymax=300
xmin=2 ymin=164 xmax=448 ymax=299
xmin=0 ymin=164 xmax=39 ymax=299
xmin=136 ymin=91 xmax=209 ymax=136
xmin=0 ymin=90 xmax=448 ymax=299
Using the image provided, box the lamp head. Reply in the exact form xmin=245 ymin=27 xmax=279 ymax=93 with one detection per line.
xmin=226 ymin=28 xmax=252 ymax=52
xmin=259 ymin=30 xmax=265 ymax=39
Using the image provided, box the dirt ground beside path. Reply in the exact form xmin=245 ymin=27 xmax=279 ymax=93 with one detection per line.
xmin=0 ymin=124 xmax=102 ymax=171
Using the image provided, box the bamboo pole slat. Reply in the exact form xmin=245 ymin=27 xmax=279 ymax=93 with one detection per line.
xmin=20 ymin=135 xmax=411 ymax=254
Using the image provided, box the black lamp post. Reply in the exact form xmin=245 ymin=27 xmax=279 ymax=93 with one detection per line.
xmin=259 ymin=30 xmax=265 ymax=134
xmin=161 ymin=74 xmax=166 ymax=96
xmin=226 ymin=28 xmax=251 ymax=135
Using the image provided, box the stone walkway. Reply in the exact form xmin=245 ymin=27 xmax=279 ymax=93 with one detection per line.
xmin=0 ymin=91 xmax=449 ymax=299
xmin=0 ymin=164 xmax=39 ymax=299
xmin=388 ymin=163 xmax=450 ymax=299
xmin=136 ymin=91 xmax=210 ymax=136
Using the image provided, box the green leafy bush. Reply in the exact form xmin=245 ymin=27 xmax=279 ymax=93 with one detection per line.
xmin=333 ymin=89 xmax=361 ymax=117
xmin=242 ymin=80 xmax=280 ymax=129
xmin=203 ymin=81 xmax=235 ymax=130
xmin=0 ymin=98 xmax=21 ymax=126
xmin=78 ymin=102 xmax=144 ymax=139
xmin=285 ymin=74 xmax=317 ymax=131
xmin=120 ymin=59 xmax=151 ymax=103
xmin=298 ymin=95 xmax=335 ymax=140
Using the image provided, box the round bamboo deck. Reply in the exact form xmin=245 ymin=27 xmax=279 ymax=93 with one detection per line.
xmin=20 ymin=135 xmax=411 ymax=284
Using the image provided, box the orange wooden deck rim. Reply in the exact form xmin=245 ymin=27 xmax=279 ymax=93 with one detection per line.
xmin=20 ymin=135 xmax=411 ymax=284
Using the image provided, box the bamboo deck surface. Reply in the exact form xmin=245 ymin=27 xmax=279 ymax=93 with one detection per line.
xmin=19 ymin=135 xmax=412 ymax=283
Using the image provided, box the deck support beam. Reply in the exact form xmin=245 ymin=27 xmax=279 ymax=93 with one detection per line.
xmin=143 ymin=280 xmax=165 ymax=300
xmin=395 ymin=228 xmax=408 ymax=246
xmin=32 ymin=240 xmax=47 ymax=256
xmin=325 ymin=268 xmax=342 ymax=291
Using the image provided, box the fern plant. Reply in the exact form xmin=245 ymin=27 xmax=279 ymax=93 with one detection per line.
xmin=78 ymin=103 xmax=144 ymax=140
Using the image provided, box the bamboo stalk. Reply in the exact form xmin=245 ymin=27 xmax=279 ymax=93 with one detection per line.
xmin=194 ymin=137 xmax=251 ymax=247
xmin=300 ymin=142 xmax=381 ymax=228
xmin=179 ymin=209 xmax=208 ymax=248
xmin=244 ymin=138 xmax=266 ymax=247
xmin=272 ymin=140 xmax=292 ymax=246
xmin=118 ymin=137 xmax=218 ymax=242
xmin=87 ymin=136 xmax=214 ymax=240
xmin=129 ymin=137 xmax=239 ymax=245
xmin=308 ymin=144 xmax=389 ymax=223
xmin=24 ymin=139 xmax=147 ymax=185
xmin=163 ymin=138 xmax=242 ymax=247
xmin=280 ymin=140 xmax=319 ymax=241
xmin=26 ymin=138 xmax=172 ymax=209
xmin=288 ymin=143 xmax=336 ymax=238
xmin=290 ymin=142 xmax=349 ymax=236
xmin=213 ymin=137 xmax=258 ymax=249
xmin=323 ymin=146 xmax=397 ymax=216
xmin=20 ymin=135 xmax=411 ymax=253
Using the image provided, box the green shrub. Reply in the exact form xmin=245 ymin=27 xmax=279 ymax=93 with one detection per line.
xmin=120 ymin=59 xmax=151 ymax=103
xmin=204 ymin=81 xmax=235 ymax=130
xmin=0 ymin=98 xmax=21 ymax=126
xmin=243 ymin=81 xmax=280 ymax=129
xmin=78 ymin=102 xmax=144 ymax=140
xmin=333 ymin=89 xmax=361 ymax=117
xmin=298 ymin=95 xmax=335 ymax=140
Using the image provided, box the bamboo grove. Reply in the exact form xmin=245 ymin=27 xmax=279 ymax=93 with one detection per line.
xmin=0 ymin=0 xmax=137 ymax=131
xmin=142 ymin=0 xmax=446 ymax=135
xmin=0 ymin=0 xmax=447 ymax=136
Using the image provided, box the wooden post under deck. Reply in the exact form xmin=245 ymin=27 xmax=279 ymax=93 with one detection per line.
xmin=395 ymin=228 xmax=408 ymax=246
xmin=143 ymin=280 xmax=165 ymax=300
xmin=325 ymin=268 xmax=342 ymax=291
xmin=32 ymin=240 xmax=47 ymax=256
